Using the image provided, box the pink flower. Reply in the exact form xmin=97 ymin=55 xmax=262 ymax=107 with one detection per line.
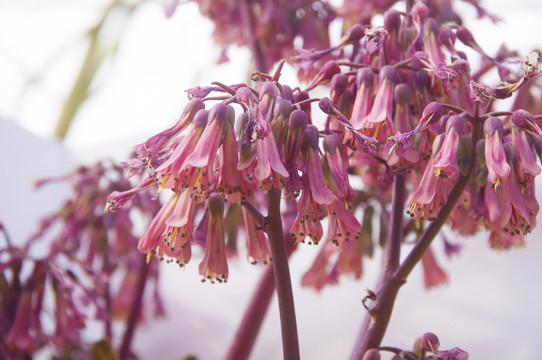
xmin=407 ymin=116 xmax=464 ymax=220
xmin=138 ymin=194 xmax=178 ymax=255
xmin=178 ymin=103 xmax=233 ymax=202
xmin=350 ymin=68 xmax=374 ymax=130
xmin=153 ymin=108 xmax=209 ymax=194
xmin=421 ymin=247 xmax=448 ymax=289
xmin=199 ymin=194 xmax=228 ymax=283
xmin=6 ymin=289 xmax=35 ymax=353
xmin=242 ymin=206 xmax=271 ymax=264
xmin=157 ymin=190 xmax=196 ymax=265
xmin=358 ymin=65 xmax=398 ymax=143
xmin=301 ymin=126 xmax=336 ymax=206
xmin=484 ymin=117 xmax=510 ymax=188
xmin=301 ymin=241 xmax=334 ymax=291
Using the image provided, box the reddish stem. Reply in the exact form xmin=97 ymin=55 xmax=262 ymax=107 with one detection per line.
xmin=264 ymin=189 xmax=300 ymax=360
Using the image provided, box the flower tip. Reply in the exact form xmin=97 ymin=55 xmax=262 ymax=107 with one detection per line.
xmin=208 ymin=193 xmax=225 ymax=217
xmin=383 ymin=9 xmax=401 ymax=33
xmin=379 ymin=65 xmax=399 ymax=83
xmin=318 ymin=97 xmax=338 ymax=115
xmin=421 ymin=332 xmax=440 ymax=352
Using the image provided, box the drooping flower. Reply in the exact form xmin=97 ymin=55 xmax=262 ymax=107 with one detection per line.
xmin=358 ymin=65 xmax=399 ymax=143
xmin=484 ymin=117 xmax=510 ymax=188
xmin=421 ymin=247 xmax=449 ymax=289
xmin=407 ymin=116 xmax=465 ymax=220
xmin=242 ymin=205 xmax=271 ymax=264
xmin=199 ymin=193 xmax=228 ymax=283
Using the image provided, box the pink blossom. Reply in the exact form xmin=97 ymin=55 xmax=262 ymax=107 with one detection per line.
xmin=199 ymin=194 xmax=228 ymax=283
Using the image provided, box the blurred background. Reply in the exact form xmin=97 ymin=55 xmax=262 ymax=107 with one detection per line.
xmin=1 ymin=0 xmax=541 ymax=359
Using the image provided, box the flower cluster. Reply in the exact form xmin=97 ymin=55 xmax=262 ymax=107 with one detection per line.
xmin=1 ymin=161 xmax=162 ymax=358
xmin=110 ymin=0 xmax=541 ymax=292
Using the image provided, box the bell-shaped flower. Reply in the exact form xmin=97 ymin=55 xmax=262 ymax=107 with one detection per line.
xmin=242 ymin=206 xmax=271 ymax=264
xmin=511 ymin=127 xmax=541 ymax=186
xmin=157 ymin=190 xmax=195 ymax=265
xmin=199 ymin=194 xmax=228 ymax=283
xmin=358 ymin=65 xmax=398 ymax=143
xmin=327 ymin=200 xmax=361 ymax=246
xmin=301 ymin=240 xmax=336 ymax=291
xmin=350 ymin=68 xmax=374 ymax=130
xmin=179 ymin=103 xmax=233 ymax=202
xmin=484 ymin=117 xmax=510 ymax=188
xmin=138 ymin=194 xmax=178 ymax=255
xmin=322 ymin=133 xmax=354 ymax=200
xmin=153 ymin=109 xmax=208 ymax=194
xmin=421 ymin=247 xmax=448 ymax=289
xmin=124 ymin=98 xmax=205 ymax=176
xmin=301 ymin=126 xmax=336 ymax=206
xmin=407 ymin=116 xmax=464 ymax=220
xmin=290 ymin=176 xmax=327 ymax=245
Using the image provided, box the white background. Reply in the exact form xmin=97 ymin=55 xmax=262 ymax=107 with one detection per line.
xmin=1 ymin=0 xmax=542 ymax=359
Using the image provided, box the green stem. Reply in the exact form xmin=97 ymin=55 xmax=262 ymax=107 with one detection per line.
xmin=53 ymin=1 xmax=118 ymax=139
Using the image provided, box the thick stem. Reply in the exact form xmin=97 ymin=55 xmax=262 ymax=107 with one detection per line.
xmin=264 ymin=189 xmax=300 ymax=360
xmin=118 ymin=255 xmax=150 ymax=360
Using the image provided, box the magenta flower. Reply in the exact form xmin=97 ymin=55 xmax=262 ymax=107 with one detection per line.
xmin=6 ymin=289 xmax=35 ymax=353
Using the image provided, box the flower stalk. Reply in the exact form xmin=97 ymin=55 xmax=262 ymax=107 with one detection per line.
xmin=263 ymin=189 xmax=300 ymax=360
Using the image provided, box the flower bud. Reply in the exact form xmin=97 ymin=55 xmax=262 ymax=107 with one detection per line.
xmin=318 ymin=97 xmax=339 ymax=116
xmin=400 ymin=26 xmax=417 ymax=51
xmin=484 ymin=116 xmax=504 ymax=137
xmin=421 ymin=332 xmax=440 ymax=352
xmin=446 ymin=115 xmax=465 ymax=135
xmin=511 ymin=109 xmax=542 ymax=137
xmin=412 ymin=2 xmax=429 ymax=24
xmin=384 ymin=10 xmax=402 ymax=34
xmin=208 ymin=193 xmax=225 ymax=217
xmin=342 ymin=24 xmax=365 ymax=44
xmin=475 ymin=139 xmax=488 ymax=187
xmin=330 ymin=73 xmax=350 ymax=100
xmin=362 ymin=349 xmax=381 ymax=360
xmin=457 ymin=134 xmax=473 ymax=175
xmin=394 ymin=83 xmax=410 ymax=106
xmin=379 ymin=65 xmax=399 ymax=84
